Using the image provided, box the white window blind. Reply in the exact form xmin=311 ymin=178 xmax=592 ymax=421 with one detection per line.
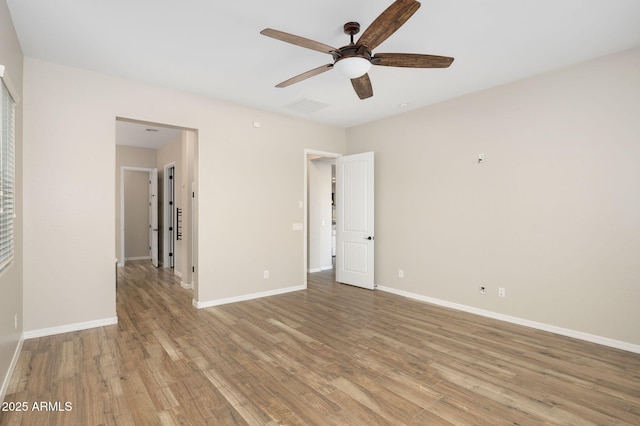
xmin=0 ymin=66 xmax=16 ymax=273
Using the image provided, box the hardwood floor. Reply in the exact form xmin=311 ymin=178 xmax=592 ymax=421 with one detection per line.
xmin=2 ymin=260 xmax=640 ymax=425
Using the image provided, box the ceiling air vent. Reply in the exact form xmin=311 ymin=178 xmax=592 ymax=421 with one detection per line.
xmin=283 ymin=97 xmax=329 ymax=114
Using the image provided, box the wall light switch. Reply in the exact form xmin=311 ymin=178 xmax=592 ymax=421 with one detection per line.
xmin=292 ymin=223 xmax=304 ymax=231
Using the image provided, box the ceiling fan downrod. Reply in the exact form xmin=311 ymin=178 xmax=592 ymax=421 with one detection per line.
xmin=343 ymin=22 xmax=360 ymax=45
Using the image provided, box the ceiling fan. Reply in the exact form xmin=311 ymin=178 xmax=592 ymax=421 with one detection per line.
xmin=260 ymin=0 xmax=454 ymax=100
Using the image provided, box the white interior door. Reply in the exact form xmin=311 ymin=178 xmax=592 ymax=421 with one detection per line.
xmin=336 ymin=152 xmax=374 ymax=289
xmin=149 ymin=168 xmax=159 ymax=267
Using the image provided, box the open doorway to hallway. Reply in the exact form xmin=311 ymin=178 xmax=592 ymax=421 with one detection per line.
xmin=304 ymin=150 xmax=340 ymax=286
xmin=115 ymin=118 xmax=199 ymax=292
xmin=304 ymin=150 xmax=376 ymax=290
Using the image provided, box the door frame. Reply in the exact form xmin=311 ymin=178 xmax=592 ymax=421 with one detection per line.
xmin=163 ymin=162 xmax=176 ymax=268
xmin=303 ymin=149 xmax=342 ymax=288
xmin=119 ymin=166 xmax=158 ymax=267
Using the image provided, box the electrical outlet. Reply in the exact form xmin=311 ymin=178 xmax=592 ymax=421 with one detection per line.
xmin=498 ymin=287 xmax=506 ymax=298
xmin=263 ymin=270 xmax=269 ymax=279
xmin=14 ymin=314 xmax=18 ymax=330
xmin=479 ymin=286 xmax=487 ymax=295
xmin=398 ymin=269 xmax=404 ymax=278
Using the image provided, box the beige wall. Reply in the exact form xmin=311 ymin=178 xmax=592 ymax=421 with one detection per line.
xmin=0 ymin=0 xmax=23 ymax=399
xmin=347 ymin=47 xmax=640 ymax=345
xmin=22 ymin=57 xmax=346 ymax=331
xmin=124 ymin=170 xmax=151 ymax=259
xmin=178 ymin=130 xmax=196 ymax=285
xmin=157 ymin=135 xmax=182 ymax=270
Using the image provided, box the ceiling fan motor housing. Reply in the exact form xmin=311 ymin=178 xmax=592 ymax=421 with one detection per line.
xmin=332 ymin=21 xmax=373 ymax=70
xmin=332 ymin=22 xmax=374 ymax=79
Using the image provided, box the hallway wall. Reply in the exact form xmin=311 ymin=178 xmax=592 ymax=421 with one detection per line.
xmin=123 ymin=170 xmax=150 ymax=259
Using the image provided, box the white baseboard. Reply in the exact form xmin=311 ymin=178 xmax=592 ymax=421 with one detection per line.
xmin=308 ymin=265 xmax=333 ymax=273
xmin=181 ymin=281 xmax=193 ymax=290
xmin=23 ymin=317 xmax=118 ymax=340
xmin=193 ymin=285 xmax=306 ymax=309
xmin=174 ymin=270 xmax=183 ymax=278
xmin=377 ymin=285 xmax=640 ymax=355
xmin=118 ymin=257 xmax=152 ymax=267
xmin=0 ymin=332 xmax=24 ymax=403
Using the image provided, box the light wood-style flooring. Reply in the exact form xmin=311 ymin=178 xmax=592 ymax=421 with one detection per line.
xmin=2 ymin=260 xmax=640 ymax=425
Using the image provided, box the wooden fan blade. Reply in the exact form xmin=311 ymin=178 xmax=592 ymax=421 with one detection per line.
xmin=373 ymin=53 xmax=454 ymax=68
xmin=351 ymin=74 xmax=373 ymax=99
xmin=357 ymin=0 xmax=421 ymax=51
xmin=260 ymin=28 xmax=336 ymax=55
xmin=275 ymin=64 xmax=333 ymax=88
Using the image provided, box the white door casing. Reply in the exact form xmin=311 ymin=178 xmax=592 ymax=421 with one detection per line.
xmin=336 ymin=152 xmax=374 ymax=289
xmin=149 ymin=168 xmax=159 ymax=267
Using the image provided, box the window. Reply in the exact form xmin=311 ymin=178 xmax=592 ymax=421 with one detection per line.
xmin=0 ymin=66 xmax=16 ymax=273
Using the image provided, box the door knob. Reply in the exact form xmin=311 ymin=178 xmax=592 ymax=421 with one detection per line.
xmin=365 ymin=236 xmax=374 ymax=240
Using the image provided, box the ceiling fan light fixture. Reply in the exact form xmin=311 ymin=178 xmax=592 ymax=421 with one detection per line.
xmin=334 ymin=57 xmax=372 ymax=79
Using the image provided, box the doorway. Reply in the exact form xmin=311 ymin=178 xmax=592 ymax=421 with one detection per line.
xmin=119 ymin=166 xmax=158 ymax=266
xmin=303 ymin=149 xmax=376 ymax=290
xmin=304 ymin=150 xmax=341 ymax=287
xmin=115 ymin=118 xmax=199 ymax=294
xmin=307 ymin=157 xmax=336 ymax=273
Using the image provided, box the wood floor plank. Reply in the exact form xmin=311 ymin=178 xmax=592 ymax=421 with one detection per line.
xmin=2 ymin=261 xmax=640 ymax=425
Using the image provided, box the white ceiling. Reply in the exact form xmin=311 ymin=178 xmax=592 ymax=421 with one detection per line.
xmin=7 ymin=0 xmax=640 ymax=129
xmin=115 ymin=120 xmax=182 ymax=149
